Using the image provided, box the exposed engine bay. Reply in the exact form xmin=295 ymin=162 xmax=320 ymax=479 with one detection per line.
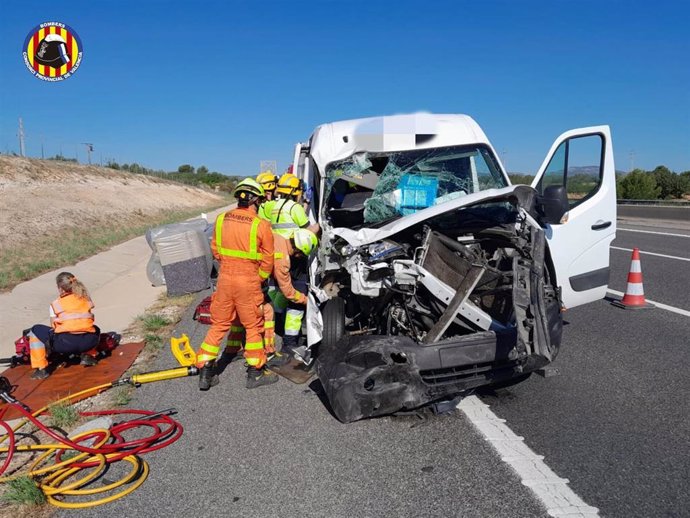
xmin=313 ymin=192 xmax=564 ymax=422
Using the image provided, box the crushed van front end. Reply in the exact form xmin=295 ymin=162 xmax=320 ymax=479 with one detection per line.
xmin=317 ymin=329 xmax=552 ymax=423
xmin=313 ymin=188 xmax=563 ymax=422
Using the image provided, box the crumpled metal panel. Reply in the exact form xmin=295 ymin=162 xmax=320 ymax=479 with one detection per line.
xmin=316 ymin=332 xmax=518 ymax=423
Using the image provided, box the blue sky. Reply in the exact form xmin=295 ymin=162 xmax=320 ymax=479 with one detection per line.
xmin=1 ymin=0 xmax=688 ymax=175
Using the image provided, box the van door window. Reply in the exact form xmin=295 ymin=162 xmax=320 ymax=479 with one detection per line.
xmin=538 ymin=134 xmax=604 ymax=208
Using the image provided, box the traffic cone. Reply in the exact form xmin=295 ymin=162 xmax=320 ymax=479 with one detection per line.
xmin=612 ymin=248 xmax=654 ymax=310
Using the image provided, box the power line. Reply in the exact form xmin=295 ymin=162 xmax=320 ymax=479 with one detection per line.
xmin=629 ymin=150 xmax=636 ymax=172
xmin=18 ymin=118 xmax=25 ymax=157
xmin=82 ymin=143 xmax=94 ymax=164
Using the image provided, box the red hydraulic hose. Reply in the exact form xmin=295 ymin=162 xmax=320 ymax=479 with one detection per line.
xmin=1 ymin=405 xmax=184 ymax=475
xmin=0 ymin=420 xmax=15 ymax=475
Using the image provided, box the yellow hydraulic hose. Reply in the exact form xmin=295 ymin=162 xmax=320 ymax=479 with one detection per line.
xmin=45 ymin=456 xmax=149 ymax=509
xmin=0 ymin=366 xmax=197 ymax=508
xmin=0 ymin=366 xmax=197 ymax=442
xmin=0 ymin=427 xmax=149 ymax=507
xmin=0 ymin=338 xmax=199 ymax=508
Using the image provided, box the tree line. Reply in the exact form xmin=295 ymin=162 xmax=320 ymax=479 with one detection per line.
xmin=105 ymin=161 xmax=243 ymax=192
xmin=43 ymin=154 xmax=690 ymax=200
xmin=509 ymin=165 xmax=690 ymax=200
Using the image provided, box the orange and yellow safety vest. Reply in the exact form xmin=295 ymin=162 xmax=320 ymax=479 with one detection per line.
xmin=51 ymin=293 xmax=96 ymax=334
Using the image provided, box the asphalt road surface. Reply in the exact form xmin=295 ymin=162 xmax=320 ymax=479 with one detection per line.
xmin=58 ymin=220 xmax=689 ymax=518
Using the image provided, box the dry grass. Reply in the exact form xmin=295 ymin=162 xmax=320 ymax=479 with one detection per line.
xmin=0 ymin=203 xmax=228 ymax=292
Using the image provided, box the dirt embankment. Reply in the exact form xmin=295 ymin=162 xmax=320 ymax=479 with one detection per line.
xmin=0 ymin=156 xmax=226 ymax=249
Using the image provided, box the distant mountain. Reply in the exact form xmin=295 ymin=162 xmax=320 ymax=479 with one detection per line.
xmin=508 ymin=166 xmax=628 ymax=177
xmin=568 ymin=166 xmax=600 ymax=176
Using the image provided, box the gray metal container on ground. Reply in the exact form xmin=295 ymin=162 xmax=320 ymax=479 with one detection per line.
xmin=153 ymin=227 xmax=212 ymax=296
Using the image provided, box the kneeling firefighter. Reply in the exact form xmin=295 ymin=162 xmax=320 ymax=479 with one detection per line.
xmin=27 ymin=272 xmax=100 ymax=379
xmin=196 ymin=178 xmax=278 ymax=390
xmin=271 ymin=228 xmax=319 ymax=362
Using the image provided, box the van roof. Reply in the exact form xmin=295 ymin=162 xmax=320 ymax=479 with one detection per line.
xmin=309 ymin=113 xmax=493 ymax=170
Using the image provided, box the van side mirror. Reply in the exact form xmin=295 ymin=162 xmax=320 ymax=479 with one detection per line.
xmin=539 ymin=185 xmax=569 ymax=224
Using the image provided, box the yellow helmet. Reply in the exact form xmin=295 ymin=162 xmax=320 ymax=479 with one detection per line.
xmin=292 ymin=229 xmax=318 ymax=256
xmin=276 ymin=173 xmax=303 ymax=197
xmin=233 ymin=177 xmax=265 ymax=203
xmin=256 ymin=171 xmax=278 ymax=192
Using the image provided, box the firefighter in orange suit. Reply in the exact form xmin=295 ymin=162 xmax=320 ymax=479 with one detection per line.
xmin=224 ymin=229 xmax=319 ymax=369
xmin=196 ymin=178 xmax=278 ymax=390
xmin=222 ymin=171 xmax=280 ymax=367
xmin=270 ymin=229 xmax=318 ymax=362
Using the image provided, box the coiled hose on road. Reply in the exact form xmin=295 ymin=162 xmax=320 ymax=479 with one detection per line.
xmin=0 ymin=373 xmax=190 ymax=508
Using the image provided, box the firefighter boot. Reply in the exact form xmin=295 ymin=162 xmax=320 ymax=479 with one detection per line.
xmin=31 ymin=368 xmax=50 ymax=380
xmin=198 ymin=361 xmax=219 ymax=391
xmin=280 ymin=335 xmax=298 ymax=356
xmin=80 ymin=353 xmax=98 ymax=367
xmin=246 ymin=366 xmax=278 ymax=389
xmin=267 ymin=335 xmax=296 ymax=368
xmin=266 ymin=349 xmax=291 ymax=368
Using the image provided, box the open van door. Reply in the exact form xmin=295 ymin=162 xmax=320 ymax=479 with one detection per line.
xmin=292 ymin=142 xmax=318 ymax=222
xmin=531 ymin=126 xmax=617 ymax=309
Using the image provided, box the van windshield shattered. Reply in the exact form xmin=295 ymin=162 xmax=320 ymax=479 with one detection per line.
xmin=324 ymin=145 xmax=508 ymax=226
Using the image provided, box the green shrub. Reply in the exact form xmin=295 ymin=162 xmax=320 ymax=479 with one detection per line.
xmin=139 ymin=314 xmax=171 ymax=332
xmin=48 ymin=400 xmax=79 ymax=429
xmin=144 ymin=333 xmax=164 ymax=350
xmin=0 ymin=476 xmax=46 ymax=505
xmin=617 ymin=170 xmax=661 ymax=199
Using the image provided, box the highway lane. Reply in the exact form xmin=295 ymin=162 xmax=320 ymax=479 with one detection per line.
xmin=616 ymin=227 xmax=690 ymax=262
xmin=610 ymin=224 xmax=690 ymax=310
xmin=482 ymin=301 xmax=690 ymax=518
xmin=483 ymin=221 xmax=690 ymax=517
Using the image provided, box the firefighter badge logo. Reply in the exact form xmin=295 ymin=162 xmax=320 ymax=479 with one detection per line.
xmin=22 ymin=22 xmax=83 ymax=81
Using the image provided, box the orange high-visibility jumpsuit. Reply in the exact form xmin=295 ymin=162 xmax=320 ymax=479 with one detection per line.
xmin=227 ymin=200 xmax=276 ymax=354
xmin=227 ymin=235 xmax=304 ymax=355
xmin=273 ymin=235 xmax=307 ymax=305
xmin=226 ymin=303 xmax=275 ymax=354
xmin=196 ymin=206 xmax=274 ymax=369
xmin=272 ymin=235 xmax=308 ymax=346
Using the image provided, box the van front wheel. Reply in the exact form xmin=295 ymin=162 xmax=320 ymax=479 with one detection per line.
xmin=322 ymin=297 xmax=345 ymax=350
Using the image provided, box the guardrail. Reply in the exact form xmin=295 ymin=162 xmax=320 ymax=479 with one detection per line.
xmin=618 ymin=199 xmax=690 ymax=207
xmin=617 ymin=202 xmax=690 ymax=223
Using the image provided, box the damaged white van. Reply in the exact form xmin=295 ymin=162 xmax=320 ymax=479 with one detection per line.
xmin=292 ymin=113 xmax=616 ymax=422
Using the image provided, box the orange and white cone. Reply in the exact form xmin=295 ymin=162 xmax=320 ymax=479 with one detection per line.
xmin=612 ymin=248 xmax=654 ymax=310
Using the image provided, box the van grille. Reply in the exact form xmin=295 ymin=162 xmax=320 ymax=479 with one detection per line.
xmin=420 ymin=361 xmax=516 ymax=385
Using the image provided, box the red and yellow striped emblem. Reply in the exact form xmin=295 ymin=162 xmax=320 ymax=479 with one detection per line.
xmin=23 ymin=22 xmax=83 ymax=81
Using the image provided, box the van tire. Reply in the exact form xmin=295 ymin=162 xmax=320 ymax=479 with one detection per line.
xmin=322 ymin=297 xmax=346 ymax=350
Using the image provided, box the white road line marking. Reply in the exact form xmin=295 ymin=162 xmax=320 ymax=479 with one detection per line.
xmin=607 ymin=289 xmax=690 ymax=317
xmin=457 ymin=396 xmax=599 ymax=517
xmin=611 ymin=246 xmax=690 ymax=262
xmin=618 ymin=228 xmax=690 ymax=238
